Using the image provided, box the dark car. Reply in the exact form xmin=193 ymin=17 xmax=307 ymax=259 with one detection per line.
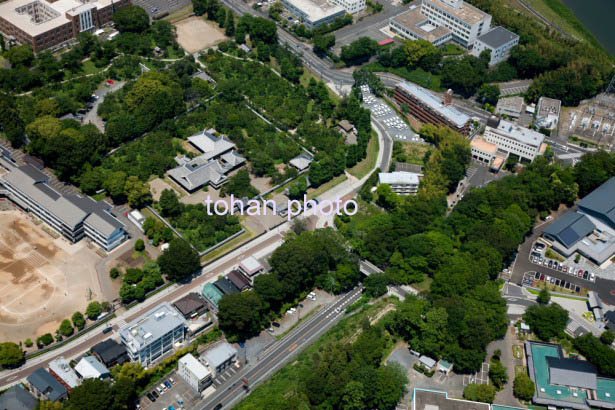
xmin=151 ymin=390 xmax=159 ymax=399
xmin=272 ymin=322 xmax=281 ymax=328
xmin=548 ymin=260 xmax=553 ymax=268
xmin=583 ymin=271 xmax=589 ymax=279
xmin=535 ymin=272 xmax=540 ymax=279
xmin=146 ymin=392 xmax=156 ymax=402
xmin=565 ymin=282 xmax=571 ymax=290
xmin=555 ymin=279 xmax=560 ymax=286
xmin=214 ymin=404 xmax=223 ymax=410
xmin=102 ymin=327 xmax=112 ymax=334
xmin=575 ymin=286 xmax=581 ymax=293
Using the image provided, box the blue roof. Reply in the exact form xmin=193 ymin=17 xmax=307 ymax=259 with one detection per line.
xmin=578 ymin=177 xmax=615 ymax=227
xmin=27 ymin=368 xmax=67 ymax=401
xmin=543 ymin=211 xmax=595 ymax=248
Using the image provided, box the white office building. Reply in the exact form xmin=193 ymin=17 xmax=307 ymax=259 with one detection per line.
xmin=536 ymin=96 xmax=561 ymax=130
xmin=281 ymin=0 xmax=346 ymax=28
xmin=203 ymin=342 xmax=237 ymax=376
xmin=389 ymin=7 xmax=453 ymax=46
xmin=378 ymin=171 xmax=421 ymax=195
xmin=330 ymin=0 xmax=364 ymax=14
xmin=420 ymin=0 xmax=491 ymax=48
xmin=120 ymin=302 xmax=187 ymax=366
xmin=470 ymin=26 xmax=519 ymax=66
xmin=0 ymin=164 xmax=126 ymax=251
xmin=483 ymin=116 xmax=546 ymax=162
xmin=178 ymin=354 xmax=213 ymax=393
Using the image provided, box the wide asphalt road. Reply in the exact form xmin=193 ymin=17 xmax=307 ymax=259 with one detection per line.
xmin=198 ymin=286 xmax=364 ymax=410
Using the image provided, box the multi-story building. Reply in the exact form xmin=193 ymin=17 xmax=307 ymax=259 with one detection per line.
xmin=495 ymin=96 xmax=525 ymax=119
xmin=178 ymin=353 xmax=213 ymax=393
xmin=420 ymin=0 xmax=491 ymax=48
xmin=536 ymin=96 xmax=561 ymax=130
xmin=281 ymin=0 xmax=346 ymax=28
xmin=119 ymin=302 xmax=187 ymax=366
xmin=0 ymin=165 xmax=126 ymax=251
xmin=482 ymin=116 xmax=546 ymax=162
xmin=378 ymin=171 xmax=421 ymax=195
xmin=330 ymin=0 xmax=364 ymax=14
xmin=470 ymin=26 xmax=519 ymax=66
xmin=0 ymin=0 xmax=130 ymax=53
xmin=202 ymin=342 xmax=237 ymax=376
xmin=388 ymin=6 xmax=452 ymax=46
xmin=394 ymin=82 xmax=472 ymax=136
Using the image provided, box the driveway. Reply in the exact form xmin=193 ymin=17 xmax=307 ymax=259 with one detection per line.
xmin=84 ymin=80 xmax=126 ymax=132
xmin=487 ymin=327 xmax=524 ymax=408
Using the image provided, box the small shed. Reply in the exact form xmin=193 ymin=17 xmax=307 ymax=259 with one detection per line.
xmin=419 ymin=355 xmax=436 ymax=369
xmin=438 ymin=360 xmax=453 ymax=374
xmin=520 ymin=322 xmax=531 ymax=333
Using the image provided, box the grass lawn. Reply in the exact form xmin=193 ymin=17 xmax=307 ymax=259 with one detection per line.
xmin=163 ymin=4 xmax=194 ymax=22
xmin=81 ymin=60 xmax=103 ymax=75
xmin=235 ymin=298 xmax=399 ymax=409
xmin=307 ymin=174 xmax=348 ymax=199
xmin=440 ymin=43 xmax=466 ymax=56
xmin=400 ymin=142 xmax=431 ymax=165
xmin=200 ymin=227 xmax=257 ymax=263
xmin=347 ymin=131 xmax=379 ymax=179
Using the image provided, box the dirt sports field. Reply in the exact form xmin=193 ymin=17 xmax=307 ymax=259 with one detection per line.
xmin=0 ymin=210 xmax=103 ymax=343
xmin=174 ymin=16 xmax=227 ymax=53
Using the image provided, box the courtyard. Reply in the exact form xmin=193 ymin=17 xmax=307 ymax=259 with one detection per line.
xmin=0 ymin=209 xmax=103 ymax=343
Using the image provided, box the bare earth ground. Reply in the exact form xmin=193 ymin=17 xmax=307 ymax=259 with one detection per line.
xmin=150 ymin=177 xmax=179 ymax=201
xmin=0 ymin=210 xmax=103 ymax=343
xmin=174 ymin=16 xmax=227 ymax=53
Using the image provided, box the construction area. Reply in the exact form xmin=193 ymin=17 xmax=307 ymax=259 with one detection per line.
xmin=174 ymin=16 xmax=228 ymax=53
xmin=0 ymin=208 xmax=103 ymax=343
xmin=561 ymin=93 xmax=615 ymax=148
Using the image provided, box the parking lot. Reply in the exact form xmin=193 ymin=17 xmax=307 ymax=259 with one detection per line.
xmin=361 ymin=85 xmax=420 ymax=142
xmin=528 ymin=240 xmax=596 ymax=285
xmin=140 ymin=373 xmax=201 ymax=410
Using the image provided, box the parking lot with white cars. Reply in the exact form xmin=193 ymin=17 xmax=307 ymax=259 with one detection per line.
xmin=360 ymin=85 xmax=420 ymax=142
xmin=528 ymin=241 xmax=596 ymax=283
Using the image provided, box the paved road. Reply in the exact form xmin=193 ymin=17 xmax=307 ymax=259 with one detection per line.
xmin=83 ymin=80 xmax=126 ymax=132
xmin=197 ymin=287 xmax=364 ymax=410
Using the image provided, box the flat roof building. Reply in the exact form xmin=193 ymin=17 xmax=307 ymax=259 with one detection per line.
xmin=420 ymin=0 xmax=492 ymax=48
xmin=394 ymin=82 xmax=472 ymax=136
xmin=471 ymin=26 xmax=519 ymax=66
xmin=412 ymin=388 xmax=490 ymax=410
xmin=0 ymin=0 xmax=130 ymax=52
xmin=238 ymin=256 xmax=265 ymax=279
xmin=389 ymin=7 xmax=452 ymax=47
xmin=536 ymin=96 xmax=561 ymax=130
xmin=203 ymin=342 xmax=237 ymax=376
xmin=178 ymin=353 xmax=213 ymax=393
xmin=281 ymin=0 xmax=346 ymax=28
xmin=378 ymin=171 xmax=421 ymax=195
xmin=48 ymin=357 xmax=80 ymax=392
xmin=483 ymin=116 xmax=546 ymax=162
xmin=120 ymin=302 xmax=186 ymax=366
xmin=495 ymin=96 xmax=525 ymax=119
xmin=0 ymin=165 xmax=126 ymax=251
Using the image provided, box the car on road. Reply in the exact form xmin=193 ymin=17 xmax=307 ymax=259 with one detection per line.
xmin=168 ymin=406 xmax=176 ymax=410
xmin=151 ymin=7 xmax=158 ymax=12
xmin=214 ymin=404 xmax=223 ymax=410
xmin=102 ymin=327 xmax=112 ymax=334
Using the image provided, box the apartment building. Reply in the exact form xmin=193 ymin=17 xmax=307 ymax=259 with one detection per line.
xmin=178 ymin=353 xmax=213 ymax=393
xmin=120 ymin=302 xmax=187 ymax=366
xmin=420 ymin=0 xmax=491 ymax=48
xmin=483 ymin=116 xmax=546 ymax=162
xmin=378 ymin=171 xmax=421 ymax=195
xmin=0 ymin=165 xmax=126 ymax=251
xmin=470 ymin=26 xmax=519 ymax=66
xmin=0 ymin=0 xmax=130 ymax=52
xmin=394 ymin=82 xmax=472 ymax=136
xmin=281 ymin=0 xmax=346 ymax=28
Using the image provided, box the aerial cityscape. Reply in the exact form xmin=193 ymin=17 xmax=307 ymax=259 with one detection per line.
xmin=0 ymin=0 xmax=613 ymax=408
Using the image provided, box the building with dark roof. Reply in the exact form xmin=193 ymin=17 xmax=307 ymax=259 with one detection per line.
xmin=0 ymin=165 xmax=126 ymax=251
xmin=547 ymin=357 xmax=597 ymax=390
xmin=173 ymin=292 xmax=208 ymax=319
xmin=543 ymin=178 xmax=615 ymax=266
xmin=226 ymin=269 xmax=251 ymax=291
xmin=91 ymin=339 xmax=129 ymax=368
xmin=0 ymin=385 xmax=38 ymax=410
xmin=471 ymin=26 xmax=519 ymax=66
xmin=27 ymin=368 xmax=68 ymax=402
xmin=214 ymin=277 xmax=240 ymax=295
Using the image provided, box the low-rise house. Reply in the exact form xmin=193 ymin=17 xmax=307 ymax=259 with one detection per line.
xmin=238 ymin=256 xmax=265 ymax=282
xmin=202 ymin=283 xmax=225 ymax=310
xmin=418 ymin=355 xmax=436 ymax=370
xmin=437 ymin=360 xmax=453 ymax=374
xmin=74 ymin=356 xmax=110 ymax=380
xmin=0 ymin=385 xmax=38 ymax=410
xmin=214 ymin=277 xmax=240 ymax=295
xmin=48 ymin=357 xmax=80 ymax=392
xmin=289 ymin=153 xmax=314 ymax=172
xmin=337 ymin=120 xmax=358 ymax=145
xmin=91 ymin=339 xmax=129 ymax=368
xmin=226 ymin=269 xmax=252 ymax=291
xmin=203 ymin=342 xmax=237 ymax=376
xmin=178 ymin=353 xmax=213 ymax=393
xmin=27 ymin=368 xmax=68 ymax=402
xmin=173 ymin=293 xmax=209 ymax=320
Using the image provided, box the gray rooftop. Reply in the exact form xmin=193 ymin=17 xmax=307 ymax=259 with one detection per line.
xmin=188 ymin=129 xmax=235 ymax=161
xmin=120 ymin=302 xmax=186 ymax=354
xmin=396 ymin=82 xmax=471 ymax=128
xmin=168 ymin=157 xmax=228 ymax=191
xmin=413 ymin=389 xmax=490 ymax=410
xmin=74 ymin=356 xmax=110 ymax=379
xmin=379 ymin=171 xmax=420 ymax=185
xmin=49 ymin=357 xmax=80 ymax=389
xmin=290 ymin=153 xmax=313 ymax=171
xmin=0 ymin=385 xmax=37 ymax=410
xmin=578 ymin=177 xmax=615 ymax=228
xmin=203 ymin=342 xmax=237 ymax=369
xmin=543 ymin=211 xmax=595 ymax=248
xmin=27 ymin=368 xmax=67 ymax=401
xmin=476 ymin=26 xmax=519 ymax=48
xmin=547 ymin=357 xmax=597 ymax=390
xmin=489 ymin=118 xmax=545 ymax=148
xmin=214 ymin=277 xmax=240 ymax=295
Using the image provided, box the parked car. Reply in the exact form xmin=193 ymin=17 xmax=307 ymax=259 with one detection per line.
xmin=535 ymin=242 xmax=546 ymax=249
xmin=565 ymin=282 xmax=571 ymax=290
xmin=578 ymin=269 xmax=584 ymax=278
xmin=575 ymin=286 xmax=581 ymax=293
xmin=555 ymin=279 xmax=560 ymax=286
xmin=590 ymin=273 xmax=596 ymax=282
xmin=151 ymin=390 xmax=159 ymax=399
xmin=164 ymin=380 xmax=172 ymax=389
xmin=548 ymin=260 xmax=553 ymax=268
xmin=535 ymin=272 xmax=540 ymax=279
xmin=169 ymin=377 xmax=175 ymax=385
xmin=550 ymin=277 xmax=555 ymax=284
xmin=540 ymin=274 xmax=545 ymax=281
xmin=102 ymin=327 xmax=112 ymax=334
xmin=272 ymin=322 xmax=281 ymax=327
xmin=553 ymin=261 xmax=559 ymax=269
xmin=583 ymin=271 xmax=589 ymax=279
xmin=545 ymin=275 xmax=550 ymax=282
xmin=147 ymin=392 xmax=156 ymax=402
